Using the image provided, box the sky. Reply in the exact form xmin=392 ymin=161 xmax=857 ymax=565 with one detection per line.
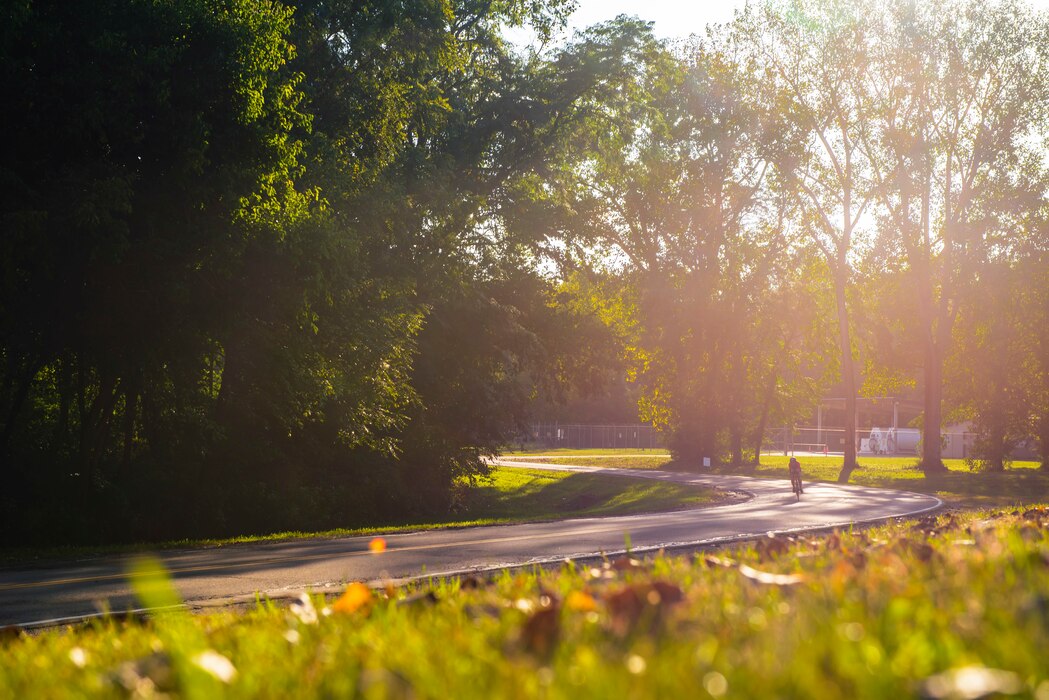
xmin=531 ymin=0 xmax=1049 ymax=41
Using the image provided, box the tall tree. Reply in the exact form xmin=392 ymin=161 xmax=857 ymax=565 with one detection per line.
xmin=854 ymin=0 xmax=1049 ymax=474
xmin=742 ymin=0 xmax=878 ymax=481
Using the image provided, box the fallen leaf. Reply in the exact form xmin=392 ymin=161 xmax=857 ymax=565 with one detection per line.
xmin=460 ymin=575 xmax=484 ymax=590
xmin=68 ymin=647 xmax=88 ymax=668
xmin=738 ymin=564 xmax=805 ymax=586
xmin=897 ymin=537 xmax=935 ymax=562
xmin=397 ymin=590 xmax=438 ymax=608
xmin=368 ymin=537 xmax=387 ymax=553
xmin=192 ymin=650 xmax=237 ymax=684
xmin=649 ymin=581 xmax=685 ymax=605
xmin=919 ymin=665 xmax=1022 ymax=699
xmin=332 ymin=582 xmax=373 ymax=615
xmin=612 ymin=556 xmax=643 ymax=571
xmin=521 ymin=606 xmax=560 ymax=658
xmin=605 ymin=582 xmax=684 ymax=636
xmin=605 ymin=586 xmax=644 ymax=637
xmin=566 ymin=590 xmax=598 ymax=613
xmin=756 ymin=536 xmax=790 ymax=560
xmin=289 ymin=592 xmax=318 ymax=625
xmin=703 ymin=555 xmax=737 ymax=569
xmin=109 ymin=653 xmax=175 ymax=694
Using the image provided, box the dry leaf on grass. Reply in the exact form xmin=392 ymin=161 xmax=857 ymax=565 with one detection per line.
xmin=756 ymin=535 xmax=790 ymax=560
xmin=703 ymin=555 xmax=737 ymax=569
xmin=919 ymin=665 xmax=1022 ymax=699
xmin=332 ymin=582 xmax=373 ymax=615
xmin=192 ymin=650 xmax=237 ymax=684
xmin=566 ymin=590 xmax=598 ymax=613
xmin=605 ymin=581 xmax=684 ymax=636
xmin=738 ymin=564 xmax=805 ymax=586
xmin=522 ymin=605 xmax=560 ymax=658
xmin=611 ymin=556 xmax=644 ymax=571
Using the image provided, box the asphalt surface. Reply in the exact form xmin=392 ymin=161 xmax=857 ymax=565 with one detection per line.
xmin=0 ymin=461 xmax=941 ymax=628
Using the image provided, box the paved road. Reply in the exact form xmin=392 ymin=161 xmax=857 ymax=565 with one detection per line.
xmin=0 ymin=462 xmax=940 ymax=628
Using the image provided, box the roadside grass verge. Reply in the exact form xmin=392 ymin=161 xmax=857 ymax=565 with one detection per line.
xmin=4 ymin=506 xmax=1048 ymax=698
xmin=502 ymin=452 xmax=1049 ymax=509
xmin=507 ymin=448 xmax=670 ymax=456
xmin=0 ymin=467 xmax=717 ymax=566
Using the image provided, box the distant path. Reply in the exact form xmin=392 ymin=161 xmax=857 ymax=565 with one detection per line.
xmin=0 ymin=461 xmax=940 ymax=628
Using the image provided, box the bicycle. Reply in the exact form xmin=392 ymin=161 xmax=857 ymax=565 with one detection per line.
xmin=790 ymin=472 xmax=803 ymax=500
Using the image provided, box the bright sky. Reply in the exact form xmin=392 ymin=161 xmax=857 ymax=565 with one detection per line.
xmin=540 ymin=0 xmax=1049 ymax=41
xmin=566 ymin=0 xmax=749 ymax=38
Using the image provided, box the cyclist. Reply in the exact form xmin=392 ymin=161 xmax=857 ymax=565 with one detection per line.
xmin=788 ymin=456 xmax=804 ymax=496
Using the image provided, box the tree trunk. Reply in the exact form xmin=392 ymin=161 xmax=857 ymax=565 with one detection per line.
xmin=916 ymin=170 xmax=948 ymax=475
xmin=920 ymin=343 xmax=948 ymax=474
xmin=833 ymin=273 xmax=859 ymax=483
xmin=122 ymin=385 xmax=138 ymax=469
xmin=1039 ymin=412 xmax=1049 ymax=470
xmin=751 ymin=366 xmax=778 ymax=465
xmin=730 ymin=423 xmax=743 ymax=467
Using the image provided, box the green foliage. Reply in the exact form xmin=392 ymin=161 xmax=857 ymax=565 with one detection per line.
xmin=534 ymin=19 xmax=838 ymax=465
xmin=2 ymin=0 xmax=1048 ymax=546
xmin=0 ymin=0 xmax=631 ymax=545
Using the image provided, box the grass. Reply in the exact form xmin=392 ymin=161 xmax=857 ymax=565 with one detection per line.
xmin=4 ymin=506 xmax=1048 ymax=698
xmin=0 ymin=467 xmax=717 ymax=565
xmin=502 ymin=452 xmax=1049 ymax=509
xmin=507 ymin=448 xmax=670 ymax=456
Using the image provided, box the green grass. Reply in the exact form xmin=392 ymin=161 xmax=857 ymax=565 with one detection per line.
xmin=502 ymin=452 xmax=1049 ymax=509
xmin=507 ymin=448 xmax=670 ymax=456
xmin=458 ymin=467 xmax=720 ymax=520
xmin=0 ymin=467 xmax=717 ymax=565
xmin=502 ymin=455 xmax=674 ymax=470
xmin=4 ymin=506 xmax=1049 ymax=698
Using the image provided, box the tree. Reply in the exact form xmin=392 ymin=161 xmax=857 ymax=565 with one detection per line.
xmin=853 ymin=0 xmax=1049 ymax=474
xmin=741 ymin=0 xmax=879 ymax=482
xmin=529 ymin=19 xmax=827 ymax=465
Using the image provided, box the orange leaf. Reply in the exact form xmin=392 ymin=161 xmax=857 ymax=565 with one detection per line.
xmin=566 ymin=590 xmax=598 ymax=613
xmin=369 ymin=537 xmax=387 ymax=554
xmin=332 ymin=582 xmax=373 ymax=615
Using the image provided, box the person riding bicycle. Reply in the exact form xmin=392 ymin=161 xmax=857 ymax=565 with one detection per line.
xmin=788 ymin=456 xmax=804 ymax=495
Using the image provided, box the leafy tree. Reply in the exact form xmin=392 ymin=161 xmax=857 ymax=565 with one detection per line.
xmin=740 ymin=0 xmax=881 ymax=481
xmin=853 ymin=0 xmax=1049 ymax=474
xmin=528 ymin=19 xmax=832 ymax=465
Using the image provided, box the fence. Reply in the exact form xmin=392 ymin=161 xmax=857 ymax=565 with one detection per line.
xmin=523 ymin=423 xmax=1029 ymax=460
xmin=526 ymin=424 xmax=665 ymax=450
xmin=763 ymin=426 xmax=980 ymax=459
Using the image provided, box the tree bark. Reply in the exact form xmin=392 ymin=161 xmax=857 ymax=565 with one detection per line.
xmin=730 ymin=422 xmax=743 ymax=467
xmin=917 ymin=161 xmax=948 ymax=474
xmin=751 ymin=365 xmax=779 ymax=465
xmin=834 ymin=272 xmax=859 ymax=483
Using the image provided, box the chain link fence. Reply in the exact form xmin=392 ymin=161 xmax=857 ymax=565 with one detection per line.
xmin=763 ymin=426 xmax=980 ymax=458
xmin=525 ymin=424 xmax=665 ymax=450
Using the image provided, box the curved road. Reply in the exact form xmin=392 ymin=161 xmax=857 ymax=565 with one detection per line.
xmin=0 ymin=461 xmax=940 ymax=628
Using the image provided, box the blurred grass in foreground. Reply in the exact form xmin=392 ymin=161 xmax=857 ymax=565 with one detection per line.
xmin=502 ymin=452 xmax=1049 ymax=509
xmin=3 ymin=507 xmax=1048 ymax=698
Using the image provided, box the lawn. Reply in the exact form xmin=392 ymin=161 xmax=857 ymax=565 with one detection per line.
xmin=0 ymin=467 xmax=718 ymax=565
xmin=501 ymin=452 xmax=1049 ymax=509
xmin=3 ymin=506 xmax=1047 ymax=698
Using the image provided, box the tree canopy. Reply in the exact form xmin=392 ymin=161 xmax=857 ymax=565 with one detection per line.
xmin=1 ymin=0 xmax=1046 ymax=545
